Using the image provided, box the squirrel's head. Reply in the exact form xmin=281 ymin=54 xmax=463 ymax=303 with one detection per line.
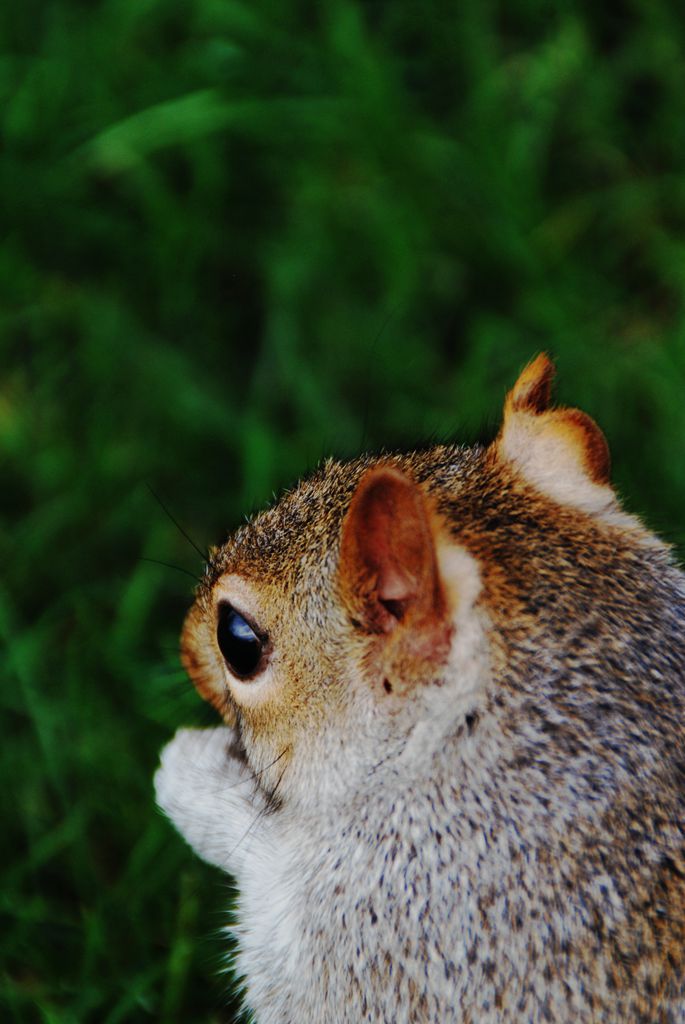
xmin=181 ymin=355 xmax=649 ymax=807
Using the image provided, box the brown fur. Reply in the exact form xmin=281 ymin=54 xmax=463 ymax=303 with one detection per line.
xmin=159 ymin=357 xmax=685 ymax=1023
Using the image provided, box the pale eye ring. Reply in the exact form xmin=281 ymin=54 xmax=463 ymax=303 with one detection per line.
xmin=216 ymin=602 xmax=267 ymax=679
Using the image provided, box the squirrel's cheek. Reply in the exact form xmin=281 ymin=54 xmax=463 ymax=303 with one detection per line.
xmin=221 ymin=660 xmax=281 ymax=715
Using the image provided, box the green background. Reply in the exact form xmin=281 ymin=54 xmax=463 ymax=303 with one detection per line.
xmin=2 ymin=0 xmax=685 ymax=1020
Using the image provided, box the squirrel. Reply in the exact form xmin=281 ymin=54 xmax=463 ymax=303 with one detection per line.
xmin=155 ymin=354 xmax=685 ymax=1023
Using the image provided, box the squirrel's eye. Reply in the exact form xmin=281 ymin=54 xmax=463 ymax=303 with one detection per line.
xmin=216 ymin=603 xmax=266 ymax=679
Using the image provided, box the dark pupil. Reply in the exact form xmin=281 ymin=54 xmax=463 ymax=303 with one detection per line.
xmin=216 ymin=604 xmax=263 ymax=678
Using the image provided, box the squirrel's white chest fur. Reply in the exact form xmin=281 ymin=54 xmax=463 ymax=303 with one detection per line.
xmin=234 ymin=828 xmax=304 ymax=1012
xmin=156 ymin=722 xmax=535 ymax=1022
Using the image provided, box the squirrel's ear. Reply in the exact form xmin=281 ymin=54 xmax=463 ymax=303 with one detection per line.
xmin=495 ymin=354 xmax=613 ymax=514
xmin=338 ymin=467 xmax=447 ymax=640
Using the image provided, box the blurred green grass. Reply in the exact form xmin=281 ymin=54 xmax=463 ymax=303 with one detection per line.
xmin=2 ymin=0 xmax=685 ymax=1020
